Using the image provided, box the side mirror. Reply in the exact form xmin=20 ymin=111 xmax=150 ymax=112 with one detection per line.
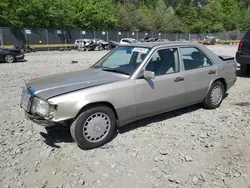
xmin=143 ymin=70 xmax=155 ymax=79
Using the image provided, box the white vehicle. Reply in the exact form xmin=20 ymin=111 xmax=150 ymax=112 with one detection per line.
xmin=120 ymin=38 xmax=138 ymax=44
xmin=204 ymin=36 xmax=220 ymax=42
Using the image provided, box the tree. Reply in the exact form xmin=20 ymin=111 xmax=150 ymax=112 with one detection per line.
xmin=237 ymin=0 xmax=250 ymax=11
xmin=152 ymin=0 xmax=182 ymax=32
xmin=175 ymin=2 xmax=202 ymax=33
xmin=135 ymin=5 xmax=154 ymax=31
xmin=0 ymin=0 xmax=249 ymax=32
xmin=219 ymin=0 xmax=240 ymax=31
xmin=115 ymin=3 xmax=133 ymax=30
xmin=201 ymin=0 xmax=225 ymax=32
xmin=71 ymin=0 xmax=116 ymax=30
xmin=0 ymin=1 xmax=9 ymax=26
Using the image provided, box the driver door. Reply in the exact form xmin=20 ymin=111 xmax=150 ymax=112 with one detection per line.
xmin=134 ymin=47 xmax=186 ymax=119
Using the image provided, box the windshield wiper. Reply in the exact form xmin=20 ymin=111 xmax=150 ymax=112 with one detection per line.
xmin=102 ymin=68 xmax=130 ymax=75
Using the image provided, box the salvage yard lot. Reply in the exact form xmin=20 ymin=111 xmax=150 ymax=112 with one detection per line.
xmin=0 ymin=45 xmax=250 ymax=188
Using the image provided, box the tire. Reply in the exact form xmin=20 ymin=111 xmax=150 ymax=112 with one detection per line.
xmin=4 ymin=54 xmax=15 ymax=63
xmin=240 ymin=64 xmax=250 ymax=75
xmin=98 ymin=46 xmax=103 ymax=51
xmin=70 ymin=105 xmax=117 ymax=150
xmin=202 ymin=81 xmax=225 ymax=109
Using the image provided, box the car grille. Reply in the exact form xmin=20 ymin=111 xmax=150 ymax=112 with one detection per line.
xmin=20 ymin=86 xmax=32 ymax=112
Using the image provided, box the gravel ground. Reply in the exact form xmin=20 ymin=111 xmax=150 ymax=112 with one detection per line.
xmin=0 ymin=45 xmax=250 ymax=188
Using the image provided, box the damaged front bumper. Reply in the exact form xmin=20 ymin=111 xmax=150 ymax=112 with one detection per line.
xmin=25 ymin=112 xmax=56 ymax=127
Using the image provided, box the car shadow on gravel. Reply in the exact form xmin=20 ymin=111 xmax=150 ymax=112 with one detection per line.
xmin=39 ymin=101 xmax=230 ymax=148
xmin=118 ymin=104 xmax=201 ymax=134
xmin=40 ymin=127 xmax=119 ymax=149
xmin=40 ymin=127 xmax=74 ymax=148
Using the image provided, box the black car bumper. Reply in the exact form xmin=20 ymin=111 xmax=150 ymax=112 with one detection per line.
xmin=236 ymin=51 xmax=250 ymax=64
xmin=15 ymin=54 xmax=26 ymax=62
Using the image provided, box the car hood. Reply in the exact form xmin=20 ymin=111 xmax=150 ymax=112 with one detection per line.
xmin=3 ymin=48 xmax=21 ymax=53
xmin=26 ymin=68 xmax=127 ymax=100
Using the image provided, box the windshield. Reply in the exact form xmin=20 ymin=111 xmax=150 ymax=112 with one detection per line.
xmin=205 ymin=36 xmax=215 ymax=40
xmin=92 ymin=46 xmax=151 ymax=76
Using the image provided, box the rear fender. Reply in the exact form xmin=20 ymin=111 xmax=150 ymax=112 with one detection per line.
xmin=205 ymin=77 xmax=226 ymax=97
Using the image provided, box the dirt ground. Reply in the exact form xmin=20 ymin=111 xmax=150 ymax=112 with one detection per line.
xmin=0 ymin=44 xmax=250 ymax=188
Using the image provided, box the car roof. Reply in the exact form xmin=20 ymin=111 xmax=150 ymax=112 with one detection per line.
xmin=119 ymin=41 xmax=202 ymax=48
xmin=121 ymin=38 xmax=137 ymax=40
xmin=75 ymin=38 xmax=91 ymax=41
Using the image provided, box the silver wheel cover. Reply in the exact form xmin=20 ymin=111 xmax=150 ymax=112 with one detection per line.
xmin=210 ymin=85 xmax=223 ymax=105
xmin=83 ymin=112 xmax=111 ymax=143
xmin=6 ymin=55 xmax=14 ymax=63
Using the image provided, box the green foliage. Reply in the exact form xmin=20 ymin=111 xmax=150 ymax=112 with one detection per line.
xmin=72 ymin=0 xmax=116 ymax=30
xmin=201 ymin=0 xmax=225 ymax=32
xmin=0 ymin=0 xmax=249 ymax=32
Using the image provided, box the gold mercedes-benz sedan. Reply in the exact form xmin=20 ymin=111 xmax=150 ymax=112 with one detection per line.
xmin=20 ymin=42 xmax=237 ymax=149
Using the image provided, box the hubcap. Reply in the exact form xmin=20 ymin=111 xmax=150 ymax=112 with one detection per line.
xmin=83 ymin=112 xmax=111 ymax=143
xmin=210 ymin=85 xmax=223 ymax=105
xmin=6 ymin=55 xmax=14 ymax=63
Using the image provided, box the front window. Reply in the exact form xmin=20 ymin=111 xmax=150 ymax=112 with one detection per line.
xmin=92 ymin=46 xmax=151 ymax=76
xmin=145 ymin=48 xmax=180 ymax=76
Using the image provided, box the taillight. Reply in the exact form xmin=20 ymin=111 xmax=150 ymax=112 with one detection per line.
xmin=238 ymin=40 xmax=244 ymax=51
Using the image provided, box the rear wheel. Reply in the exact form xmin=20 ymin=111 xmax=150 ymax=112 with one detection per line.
xmin=202 ymin=81 xmax=225 ymax=109
xmin=4 ymin=54 xmax=15 ymax=63
xmin=240 ymin=64 xmax=250 ymax=75
xmin=70 ymin=105 xmax=117 ymax=150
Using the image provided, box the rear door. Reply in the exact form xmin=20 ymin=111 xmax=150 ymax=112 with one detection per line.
xmin=242 ymin=29 xmax=250 ymax=54
xmin=179 ymin=47 xmax=218 ymax=105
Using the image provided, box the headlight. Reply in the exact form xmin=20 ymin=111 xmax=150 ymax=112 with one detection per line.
xmin=31 ymin=97 xmax=55 ymax=117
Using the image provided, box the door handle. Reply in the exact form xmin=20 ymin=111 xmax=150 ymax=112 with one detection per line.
xmin=174 ymin=77 xmax=184 ymax=82
xmin=208 ymin=70 xmax=216 ymax=75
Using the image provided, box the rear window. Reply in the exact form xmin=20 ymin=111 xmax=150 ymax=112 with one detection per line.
xmin=122 ymin=39 xmax=132 ymax=43
xmin=244 ymin=29 xmax=250 ymax=39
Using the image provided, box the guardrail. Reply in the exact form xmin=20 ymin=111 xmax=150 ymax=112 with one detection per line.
xmin=2 ymin=44 xmax=74 ymax=49
xmin=1 ymin=40 xmax=240 ymax=50
xmin=197 ymin=40 xmax=240 ymax=45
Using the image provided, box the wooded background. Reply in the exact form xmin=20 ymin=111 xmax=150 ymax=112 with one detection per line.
xmin=0 ymin=0 xmax=250 ymax=33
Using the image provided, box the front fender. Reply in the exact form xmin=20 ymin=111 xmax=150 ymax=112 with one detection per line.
xmin=47 ymin=79 xmax=135 ymax=123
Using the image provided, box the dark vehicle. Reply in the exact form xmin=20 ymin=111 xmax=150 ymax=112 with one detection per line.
xmin=14 ymin=44 xmax=36 ymax=53
xmin=140 ymin=37 xmax=159 ymax=42
xmin=103 ymin=40 xmax=119 ymax=50
xmin=98 ymin=40 xmax=110 ymax=50
xmin=0 ymin=48 xmax=25 ymax=63
xmin=236 ymin=29 xmax=250 ymax=74
xmin=203 ymin=36 xmax=216 ymax=45
xmin=84 ymin=39 xmax=103 ymax=51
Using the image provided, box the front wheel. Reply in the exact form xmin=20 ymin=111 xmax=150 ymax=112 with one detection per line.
xmin=70 ymin=105 xmax=117 ymax=150
xmin=202 ymin=81 xmax=225 ymax=109
xmin=5 ymin=54 xmax=15 ymax=63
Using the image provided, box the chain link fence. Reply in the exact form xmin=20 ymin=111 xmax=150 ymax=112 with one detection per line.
xmin=0 ymin=27 xmax=246 ymax=49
